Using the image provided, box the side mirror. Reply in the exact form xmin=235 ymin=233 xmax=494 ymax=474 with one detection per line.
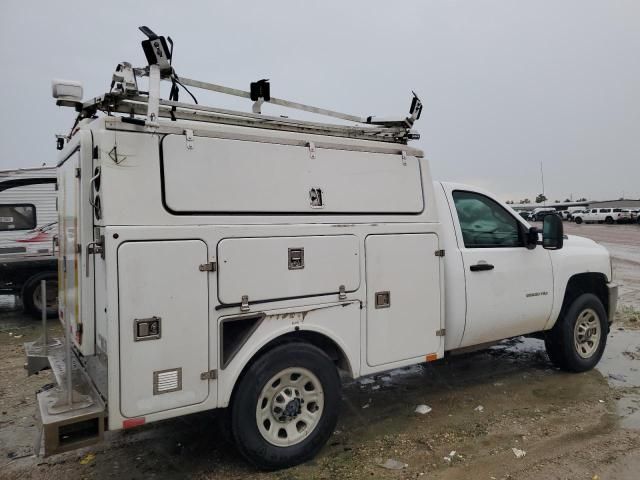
xmin=542 ymin=214 xmax=564 ymax=250
xmin=525 ymin=226 xmax=538 ymax=250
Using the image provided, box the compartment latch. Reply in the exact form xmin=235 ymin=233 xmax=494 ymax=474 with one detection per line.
xmin=134 ymin=316 xmax=161 ymax=341
xmin=200 ymin=370 xmax=218 ymax=380
xmin=199 ymin=261 xmax=217 ymax=272
xmin=185 ymin=129 xmax=194 ymax=150
xmin=240 ymin=295 xmax=250 ymax=312
xmin=374 ymin=291 xmax=391 ymax=309
xmin=338 ymin=285 xmax=347 ymax=301
xmin=288 ymin=248 xmax=304 ymax=270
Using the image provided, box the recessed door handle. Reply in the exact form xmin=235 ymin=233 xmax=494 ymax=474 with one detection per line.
xmin=470 ymin=263 xmax=494 ymax=272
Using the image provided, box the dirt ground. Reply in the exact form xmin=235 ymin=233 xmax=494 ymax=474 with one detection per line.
xmin=1 ymin=223 xmax=639 ymax=480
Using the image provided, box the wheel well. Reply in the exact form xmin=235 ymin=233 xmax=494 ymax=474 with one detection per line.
xmin=257 ymin=331 xmax=351 ymax=375
xmin=560 ymin=272 xmax=608 ymax=320
xmin=227 ymin=330 xmax=352 ymax=409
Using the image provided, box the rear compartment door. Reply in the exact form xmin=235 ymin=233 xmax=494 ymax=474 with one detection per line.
xmin=365 ymin=234 xmax=442 ymax=367
xmin=118 ymin=240 xmax=211 ymax=417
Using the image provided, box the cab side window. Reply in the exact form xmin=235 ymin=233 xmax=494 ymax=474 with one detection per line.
xmin=452 ymin=191 xmax=523 ymax=248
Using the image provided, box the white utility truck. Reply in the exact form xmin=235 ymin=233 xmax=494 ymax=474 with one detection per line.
xmin=26 ymin=28 xmax=617 ymax=469
xmin=574 ymin=208 xmax=632 ymax=224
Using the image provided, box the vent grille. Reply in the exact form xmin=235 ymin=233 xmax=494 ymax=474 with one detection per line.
xmin=153 ymin=368 xmax=182 ymax=395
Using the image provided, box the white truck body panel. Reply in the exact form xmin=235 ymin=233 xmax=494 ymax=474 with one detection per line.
xmin=217 ymin=235 xmax=360 ymax=304
xmin=365 ymin=233 xmax=442 ymax=366
xmin=57 ymin=142 xmax=95 ymax=356
xmin=162 ymin=135 xmax=424 ymax=214
xmin=118 ymin=240 xmax=211 ymax=417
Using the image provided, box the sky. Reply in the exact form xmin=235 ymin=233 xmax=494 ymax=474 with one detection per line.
xmin=0 ymin=0 xmax=638 ymax=202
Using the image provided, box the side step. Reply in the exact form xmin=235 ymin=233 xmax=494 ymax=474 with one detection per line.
xmin=25 ymin=338 xmax=106 ymax=456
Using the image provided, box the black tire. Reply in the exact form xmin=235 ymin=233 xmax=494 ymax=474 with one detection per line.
xmin=22 ymin=271 xmax=58 ymax=319
xmin=575 ymin=217 xmax=583 ymax=224
xmin=605 ymin=216 xmax=614 ymax=224
xmin=544 ymin=293 xmax=608 ymax=372
xmin=230 ymin=341 xmax=341 ymax=470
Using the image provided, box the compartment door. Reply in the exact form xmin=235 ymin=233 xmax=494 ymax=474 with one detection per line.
xmin=118 ymin=240 xmax=211 ymax=417
xmin=58 ymin=152 xmax=82 ymax=347
xmin=366 ymin=234 xmax=442 ymax=367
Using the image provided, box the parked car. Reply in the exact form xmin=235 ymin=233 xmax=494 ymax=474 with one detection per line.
xmin=566 ymin=207 xmax=587 ymax=221
xmin=573 ymin=208 xmax=631 ymax=224
xmin=558 ymin=210 xmax=572 ymax=221
xmin=568 ymin=209 xmax=587 ymax=221
xmin=518 ymin=211 xmax=532 ymax=221
xmin=623 ymin=209 xmax=638 ymax=222
xmin=530 ymin=207 xmax=558 ymax=221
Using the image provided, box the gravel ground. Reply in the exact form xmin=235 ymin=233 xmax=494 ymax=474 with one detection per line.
xmin=1 ymin=222 xmax=639 ymax=480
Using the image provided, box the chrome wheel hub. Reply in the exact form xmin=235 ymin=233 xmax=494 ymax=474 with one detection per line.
xmin=256 ymin=367 xmax=324 ymax=447
xmin=574 ymin=308 xmax=601 ymax=359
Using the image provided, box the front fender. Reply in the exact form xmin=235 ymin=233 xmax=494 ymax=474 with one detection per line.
xmin=545 ymin=235 xmax=612 ymax=330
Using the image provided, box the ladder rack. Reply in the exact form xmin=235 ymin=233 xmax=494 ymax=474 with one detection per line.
xmin=80 ymin=92 xmax=412 ymax=143
xmin=59 ymin=27 xmax=422 ymax=144
xmin=72 ymin=62 xmax=423 ymax=144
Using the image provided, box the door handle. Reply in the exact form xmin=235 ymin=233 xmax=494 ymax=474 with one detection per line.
xmin=470 ymin=263 xmax=494 ymax=272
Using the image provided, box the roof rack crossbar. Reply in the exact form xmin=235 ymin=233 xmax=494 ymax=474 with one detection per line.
xmin=94 ymin=97 xmax=407 ymax=143
xmin=177 ymin=76 xmax=366 ymax=124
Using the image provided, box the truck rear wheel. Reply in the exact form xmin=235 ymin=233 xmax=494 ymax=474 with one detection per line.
xmin=22 ymin=272 xmax=58 ymax=319
xmin=575 ymin=217 xmax=583 ymax=224
xmin=230 ymin=341 xmax=341 ymax=470
xmin=605 ymin=216 xmax=614 ymax=224
xmin=544 ymin=293 xmax=607 ymax=372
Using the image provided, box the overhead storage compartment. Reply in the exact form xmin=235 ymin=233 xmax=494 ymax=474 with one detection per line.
xmin=217 ymin=235 xmax=360 ymax=305
xmin=161 ymin=135 xmax=424 ymax=214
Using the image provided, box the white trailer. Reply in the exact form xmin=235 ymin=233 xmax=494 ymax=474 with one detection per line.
xmin=0 ymin=167 xmax=58 ymax=316
xmin=25 ymin=28 xmax=617 ymax=469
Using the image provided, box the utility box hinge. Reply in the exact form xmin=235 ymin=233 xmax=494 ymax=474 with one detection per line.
xmin=199 ymin=261 xmax=217 ymax=272
xmin=240 ymin=295 xmax=250 ymax=312
xmin=200 ymin=369 xmax=218 ymax=380
xmin=401 ymin=150 xmax=407 ymax=166
xmin=185 ymin=129 xmax=194 ymax=150
xmin=308 ymin=141 xmax=316 ymax=159
xmin=338 ymin=284 xmax=347 ymax=300
xmin=436 ymin=328 xmax=446 ymax=337
xmin=75 ymin=167 xmax=81 ymax=178
xmin=435 ymin=249 xmax=445 ymax=257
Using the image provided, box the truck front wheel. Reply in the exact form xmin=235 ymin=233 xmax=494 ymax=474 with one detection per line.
xmin=230 ymin=341 xmax=341 ymax=470
xmin=544 ymin=293 xmax=607 ymax=372
xmin=22 ymin=272 xmax=58 ymax=319
xmin=575 ymin=217 xmax=583 ymax=224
